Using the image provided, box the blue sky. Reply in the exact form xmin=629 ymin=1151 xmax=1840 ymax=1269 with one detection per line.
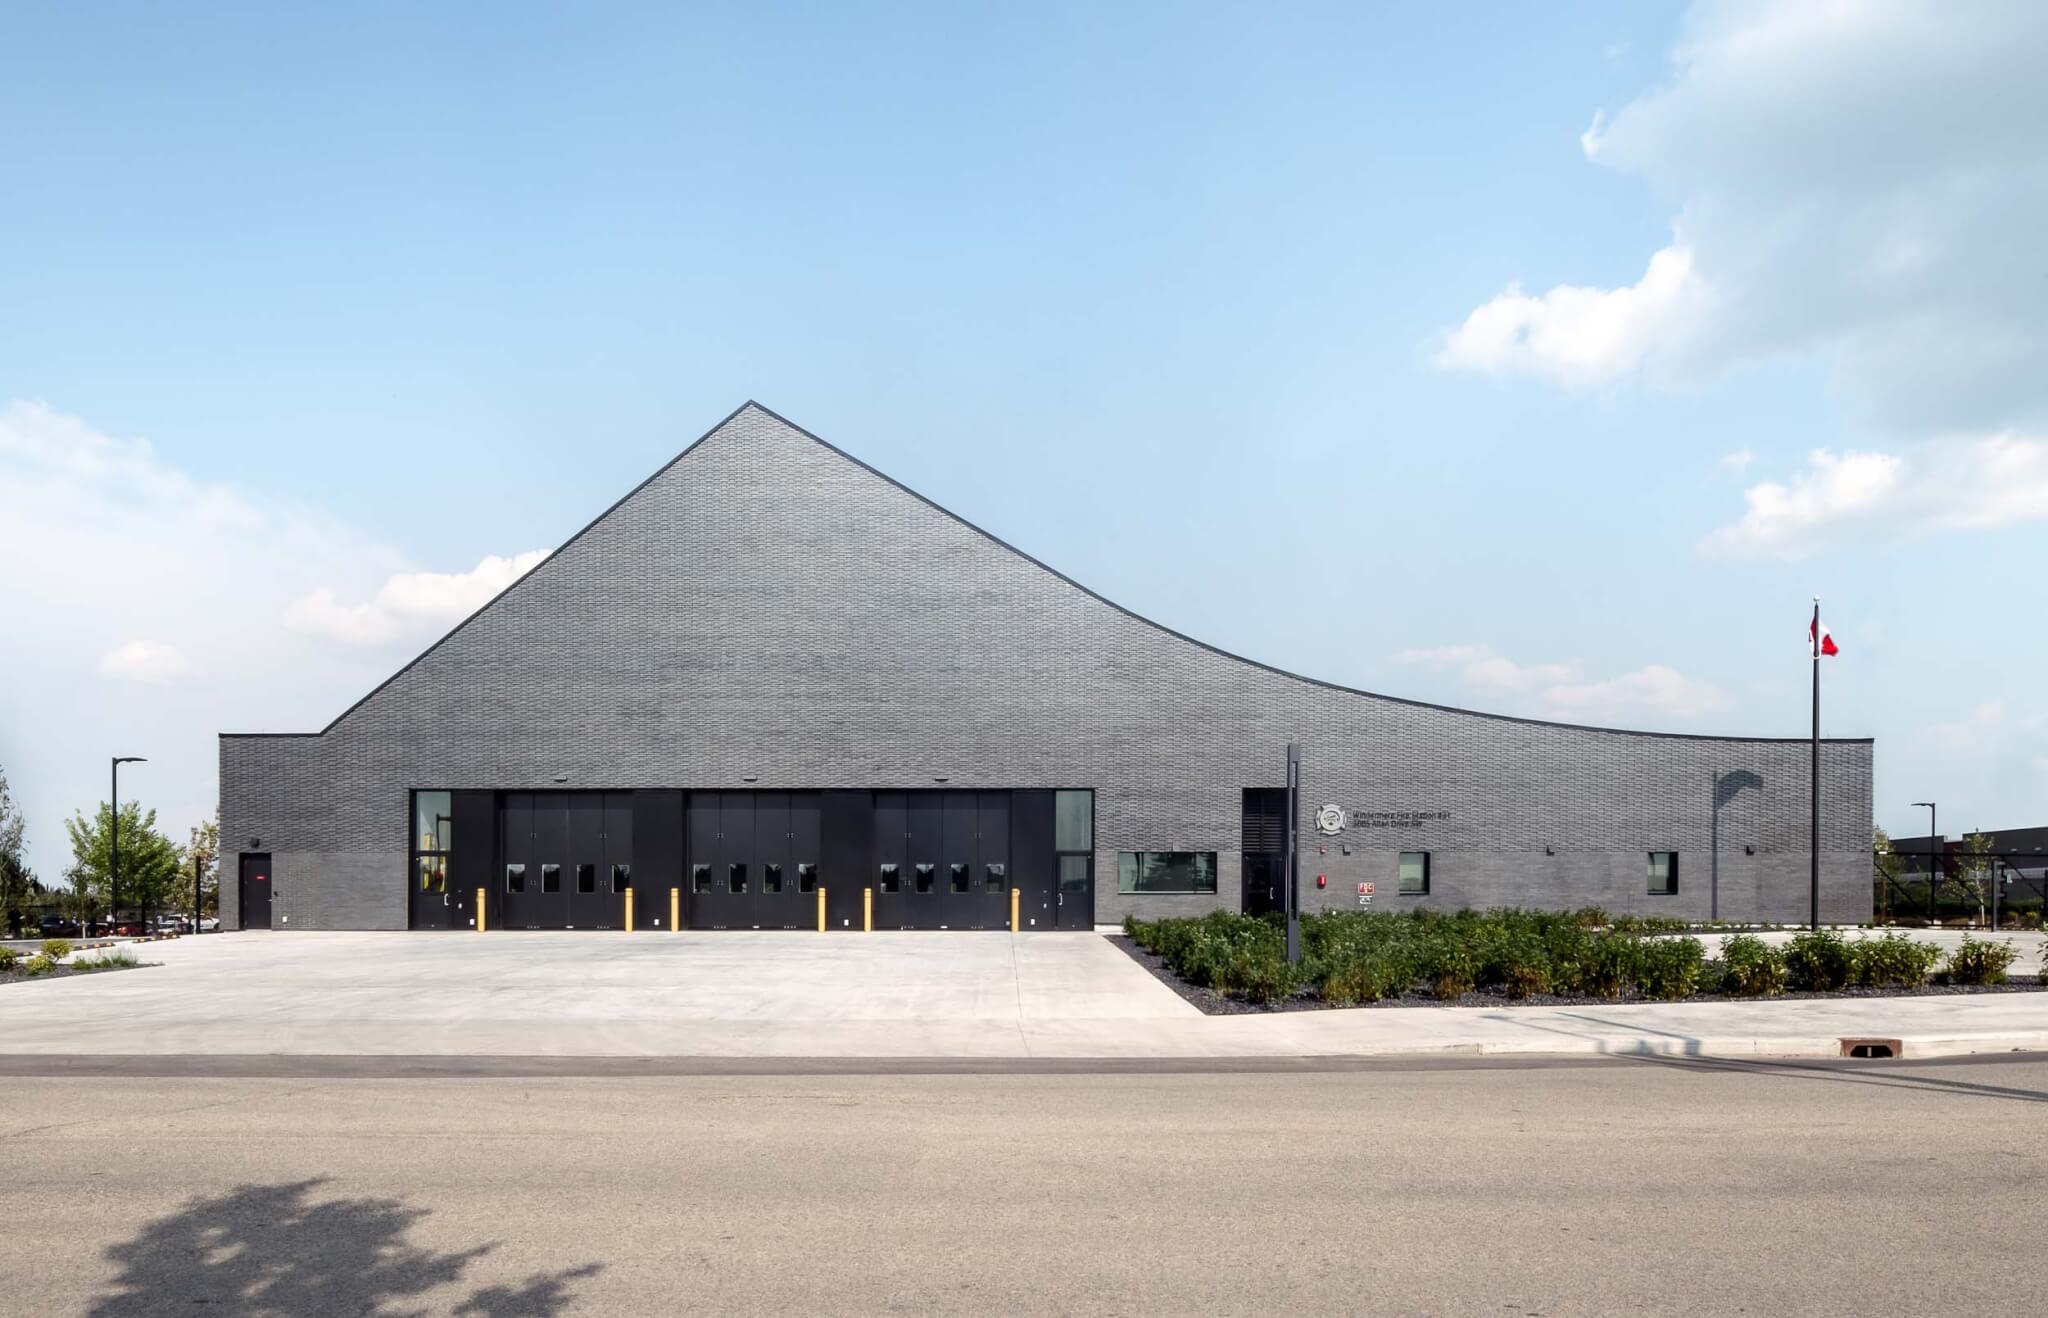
xmin=4 ymin=2 xmax=2044 ymax=880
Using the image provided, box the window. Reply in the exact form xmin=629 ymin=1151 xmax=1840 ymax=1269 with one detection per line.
xmin=879 ymin=863 xmax=900 ymax=892
xmin=1648 ymin=852 xmax=1678 ymax=895
xmin=1055 ymin=790 xmax=1093 ymax=853
xmin=764 ymin=863 xmax=783 ymax=894
xmin=413 ymin=791 xmax=452 ymax=853
xmin=577 ymin=863 xmax=596 ymax=894
xmin=950 ymin=863 xmax=970 ymax=893
xmin=797 ymin=863 xmax=818 ymax=893
xmin=914 ymin=863 xmax=935 ymax=893
xmin=541 ymin=864 xmax=561 ymax=894
xmin=1116 ymin=852 xmax=1218 ymax=894
xmin=728 ymin=864 xmax=747 ymax=894
xmin=417 ymin=854 xmax=447 ymax=894
xmin=505 ymin=863 xmax=526 ymax=894
xmin=1399 ymin=852 xmax=1430 ymax=896
xmin=612 ymin=864 xmax=632 ymax=893
xmin=692 ymin=864 xmax=712 ymax=894
xmin=985 ymin=862 xmax=1006 ymax=893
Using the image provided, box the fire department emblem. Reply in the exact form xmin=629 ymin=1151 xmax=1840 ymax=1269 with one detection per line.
xmin=1314 ymin=804 xmax=1347 ymax=836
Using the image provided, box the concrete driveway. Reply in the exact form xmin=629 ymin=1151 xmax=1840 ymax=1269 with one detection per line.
xmin=0 ymin=931 xmax=1199 ymax=1057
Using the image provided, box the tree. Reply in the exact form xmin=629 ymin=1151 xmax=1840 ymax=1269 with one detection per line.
xmin=1949 ymin=831 xmax=1996 ymax=928
xmin=0 ymin=768 xmax=34 ymax=937
xmin=64 ymin=800 xmax=183 ymax=925
xmin=1872 ymin=825 xmax=1901 ymax=923
xmin=183 ymin=813 xmax=220 ymax=919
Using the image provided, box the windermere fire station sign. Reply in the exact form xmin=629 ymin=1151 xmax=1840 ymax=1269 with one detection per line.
xmin=1315 ymin=807 xmax=1451 ymax=835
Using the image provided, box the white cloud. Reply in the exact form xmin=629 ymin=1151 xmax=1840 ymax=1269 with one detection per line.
xmin=286 ymin=551 xmax=546 ymax=646
xmin=1435 ymin=243 xmax=1709 ymax=388
xmin=97 ymin=640 xmax=191 ymax=683
xmin=1718 ymin=447 xmax=1754 ymax=474
xmin=0 ymin=400 xmax=541 ymax=882
xmin=1702 ymin=432 xmax=2048 ymax=557
xmin=1436 ymin=0 xmax=2048 ymax=547
xmin=1392 ymin=644 xmax=1726 ymax=725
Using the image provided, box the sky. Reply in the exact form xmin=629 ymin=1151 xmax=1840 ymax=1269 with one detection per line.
xmin=4 ymin=1 xmax=2045 ymax=880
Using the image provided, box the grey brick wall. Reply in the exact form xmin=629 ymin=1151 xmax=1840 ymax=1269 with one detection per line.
xmin=220 ymin=404 xmax=1875 ymax=930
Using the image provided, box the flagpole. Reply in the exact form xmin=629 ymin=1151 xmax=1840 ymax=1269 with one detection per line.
xmin=1810 ymin=595 xmax=1821 ymax=930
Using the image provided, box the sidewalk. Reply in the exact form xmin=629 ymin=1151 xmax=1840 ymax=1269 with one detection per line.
xmin=0 ymin=930 xmax=2041 ymax=1062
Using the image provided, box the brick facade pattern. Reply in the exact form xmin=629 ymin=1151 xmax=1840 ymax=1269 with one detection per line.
xmin=221 ymin=405 xmax=1875 ymax=930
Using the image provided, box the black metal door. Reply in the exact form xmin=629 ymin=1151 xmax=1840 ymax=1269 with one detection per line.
xmin=1011 ymin=792 xmax=1054 ymax=930
xmin=566 ymin=794 xmax=606 ymax=928
xmin=821 ymin=791 xmax=870 ymax=930
xmin=632 ymin=790 xmax=682 ymax=931
xmin=1242 ymin=853 xmax=1282 ymax=917
xmin=603 ymin=792 xmax=634 ymax=929
xmin=872 ymin=792 xmax=906 ymax=927
xmin=754 ymin=792 xmax=796 ymax=929
xmin=527 ymin=792 xmax=569 ymax=928
xmin=238 ymin=853 xmax=272 ymax=929
xmin=713 ymin=792 xmax=755 ymax=928
xmin=409 ymin=853 xmax=451 ymax=929
xmin=501 ymin=793 xmax=534 ymax=927
xmin=1056 ymin=855 xmax=1094 ymax=929
xmin=904 ymin=793 xmax=942 ymax=929
xmin=687 ymin=792 xmax=720 ymax=928
xmin=450 ymin=791 xmax=492 ymax=931
xmin=941 ymin=792 xmax=979 ymax=928
xmin=978 ymin=792 xmax=1011 ymax=929
xmin=788 ymin=793 xmax=821 ymax=930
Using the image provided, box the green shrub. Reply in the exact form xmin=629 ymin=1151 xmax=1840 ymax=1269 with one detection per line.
xmin=1851 ymin=932 xmax=1941 ymax=988
xmin=1942 ymin=936 xmax=2018 ymax=986
xmin=71 ymin=950 xmax=138 ymax=971
xmin=19 ymin=953 xmax=56 ymax=977
xmin=1638 ymin=937 xmax=1705 ymax=1000
xmin=1421 ymin=937 xmax=1479 ymax=999
xmin=1784 ymin=929 xmax=1854 ymax=991
xmin=1571 ymin=905 xmax=1610 ymax=929
xmin=1237 ymin=957 xmax=1295 ymax=1005
xmin=1718 ymin=934 xmax=1788 ymax=996
xmin=0 ymin=946 xmax=18 ymax=972
xmin=1582 ymin=934 xmax=1643 ymax=998
xmin=40 ymin=938 xmax=72 ymax=961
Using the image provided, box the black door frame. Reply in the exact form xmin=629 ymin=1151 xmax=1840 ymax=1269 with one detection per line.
xmin=238 ymin=853 xmax=273 ymax=929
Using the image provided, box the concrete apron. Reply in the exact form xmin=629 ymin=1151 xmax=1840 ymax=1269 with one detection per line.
xmin=0 ymin=931 xmax=2042 ymax=1062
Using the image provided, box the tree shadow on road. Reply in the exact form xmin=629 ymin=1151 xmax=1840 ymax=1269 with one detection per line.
xmin=87 ymin=1178 xmax=600 ymax=1316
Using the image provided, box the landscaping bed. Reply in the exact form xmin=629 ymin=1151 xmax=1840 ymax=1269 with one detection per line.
xmin=0 ymin=941 xmax=147 ymax=987
xmin=1118 ymin=909 xmax=2048 ymax=1015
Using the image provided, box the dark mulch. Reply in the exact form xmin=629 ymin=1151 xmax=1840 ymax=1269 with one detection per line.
xmin=0 ymin=961 xmax=150 ymax=987
xmin=1111 ymin=935 xmax=2048 ymax=1016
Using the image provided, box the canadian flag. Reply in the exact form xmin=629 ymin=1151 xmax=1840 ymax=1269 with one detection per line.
xmin=1809 ymin=616 xmax=1839 ymax=657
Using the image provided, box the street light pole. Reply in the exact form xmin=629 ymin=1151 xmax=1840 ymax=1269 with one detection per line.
xmin=110 ymin=756 xmax=146 ymax=936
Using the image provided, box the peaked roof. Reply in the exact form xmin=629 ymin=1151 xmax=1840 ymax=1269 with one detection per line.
xmin=229 ymin=401 xmax=1872 ymax=745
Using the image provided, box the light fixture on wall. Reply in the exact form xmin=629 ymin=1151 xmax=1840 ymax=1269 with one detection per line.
xmin=933 ymin=776 xmax=949 ymax=783
xmin=1544 ymin=845 xmax=1554 ymax=856
xmin=742 ymin=775 xmax=758 ymax=783
xmin=552 ymin=775 xmax=569 ymax=784
xmin=1744 ymin=844 xmax=1756 ymax=855
xmin=248 ymin=837 xmax=261 ymax=849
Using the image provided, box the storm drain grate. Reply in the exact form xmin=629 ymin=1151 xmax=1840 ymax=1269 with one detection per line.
xmin=1839 ymin=1038 xmax=1901 ymax=1059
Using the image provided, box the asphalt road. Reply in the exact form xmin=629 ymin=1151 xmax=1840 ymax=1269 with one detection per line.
xmin=1 ymin=1055 xmax=2042 ymax=1316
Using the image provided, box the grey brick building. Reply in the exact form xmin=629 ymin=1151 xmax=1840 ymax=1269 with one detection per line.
xmin=219 ymin=403 xmax=1874 ymax=932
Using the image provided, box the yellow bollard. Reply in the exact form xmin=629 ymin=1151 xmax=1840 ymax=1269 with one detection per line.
xmin=817 ymin=886 xmax=827 ymax=932
xmin=1011 ymin=887 xmax=1020 ymax=933
xmin=476 ymin=887 xmax=486 ymax=933
xmin=670 ymin=887 xmax=680 ymax=932
xmin=863 ymin=887 xmax=872 ymax=932
xmin=625 ymin=888 xmax=635 ymax=933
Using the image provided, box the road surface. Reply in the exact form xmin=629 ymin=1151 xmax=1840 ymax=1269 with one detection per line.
xmin=1 ymin=1054 xmax=2042 ymax=1315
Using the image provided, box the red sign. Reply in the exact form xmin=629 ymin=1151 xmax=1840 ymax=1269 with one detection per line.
xmin=1361 ymin=882 xmax=1376 ymax=896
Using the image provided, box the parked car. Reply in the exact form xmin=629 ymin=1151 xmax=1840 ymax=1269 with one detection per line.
xmin=38 ymin=914 xmax=82 ymax=938
xmin=149 ymin=915 xmax=188 ymax=935
xmin=196 ymin=916 xmax=221 ymax=933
